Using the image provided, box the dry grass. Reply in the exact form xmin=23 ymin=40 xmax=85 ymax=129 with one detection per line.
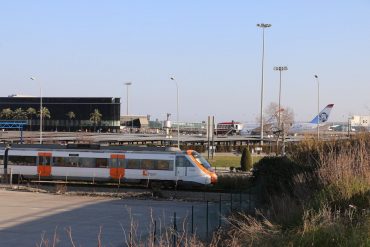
xmin=218 ymin=135 xmax=370 ymax=246
xmin=36 ymin=207 xmax=212 ymax=247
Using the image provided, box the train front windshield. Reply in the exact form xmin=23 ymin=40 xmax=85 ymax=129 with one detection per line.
xmin=192 ymin=152 xmax=212 ymax=170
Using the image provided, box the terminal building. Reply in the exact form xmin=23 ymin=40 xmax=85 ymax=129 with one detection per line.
xmin=349 ymin=115 xmax=370 ymax=131
xmin=0 ymin=96 xmax=121 ymax=132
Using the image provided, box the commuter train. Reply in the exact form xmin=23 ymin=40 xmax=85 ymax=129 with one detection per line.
xmin=0 ymin=144 xmax=217 ymax=187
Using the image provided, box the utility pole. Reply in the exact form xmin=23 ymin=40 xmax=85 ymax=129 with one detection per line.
xmin=274 ymin=66 xmax=288 ymax=155
xmin=257 ymin=23 xmax=272 ymax=146
xmin=314 ymin=75 xmax=320 ymax=140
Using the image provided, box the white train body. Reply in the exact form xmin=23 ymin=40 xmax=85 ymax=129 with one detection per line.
xmin=0 ymin=145 xmax=217 ymax=186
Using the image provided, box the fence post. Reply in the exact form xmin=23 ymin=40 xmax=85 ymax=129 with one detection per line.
xmin=240 ymin=192 xmax=242 ymax=210
xmin=219 ymin=194 xmax=222 ymax=228
xmin=206 ymin=201 xmax=209 ymax=241
xmin=9 ymin=168 xmax=12 ymax=185
xmin=3 ymin=145 xmax=10 ymax=183
xmin=230 ymin=193 xmax=233 ymax=212
xmin=173 ymin=212 xmax=177 ymax=247
xmin=153 ymin=220 xmax=157 ymax=245
xmin=191 ymin=205 xmax=194 ymax=234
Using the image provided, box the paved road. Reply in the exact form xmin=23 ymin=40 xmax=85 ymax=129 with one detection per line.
xmin=0 ymin=190 xmax=222 ymax=246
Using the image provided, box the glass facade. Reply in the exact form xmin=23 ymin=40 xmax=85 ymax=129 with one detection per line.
xmin=0 ymin=97 xmax=120 ymax=132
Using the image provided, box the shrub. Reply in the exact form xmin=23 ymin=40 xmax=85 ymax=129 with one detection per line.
xmin=213 ymin=173 xmax=251 ymax=191
xmin=222 ymin=135 xmax=370 ymax=246
xmin=252 ymin=156 xmax=319 ymax=205
xmin=240 ymin=147 xmax=253 ymax=171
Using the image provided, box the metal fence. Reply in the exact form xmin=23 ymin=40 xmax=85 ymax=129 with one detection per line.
xmin=119 ymin=191 xmax=255 ymax=245
xmin=0 ymin=171 xmax=255 ymax=245
xmin=172 ymin=191 xmax=254 ymax=242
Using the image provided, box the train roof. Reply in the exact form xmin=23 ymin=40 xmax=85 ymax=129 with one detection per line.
xmin=217 ymin=122 xmax=242 ymax=125
xmin=0 ymin=144 xmax=182 ymax=153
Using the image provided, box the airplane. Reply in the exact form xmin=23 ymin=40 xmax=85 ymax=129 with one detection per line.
xmin=240 ymin=104 xmax=334 ymax=136
xmin=288 ymin=104 xmax=334 ymax=134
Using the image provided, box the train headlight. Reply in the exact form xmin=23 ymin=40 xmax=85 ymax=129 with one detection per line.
xmin=211 ymin=173 xmax=217 ymax=184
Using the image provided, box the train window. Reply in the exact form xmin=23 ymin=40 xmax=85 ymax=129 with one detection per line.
xmin=192 ymin=152 xmax=212 ymax=169
xmin=54 ymin=157 xmax=99 ymax=167
xmin=9 ymin=156 xmax=36 ymax=166
xmin=64 ymin=157 xmax=80 ymax=167
xmin=117 ymin=158 xmax=125 ymax=167
xmin=176 ymin=156 xmax=194 ymax=167
xmin=38 ymin=156 xmax=51 ymax=166
xmin=156 ymin=160 xmax=174 ymax=170
xmin=96 ymin=158 xmax=108 ymax=168
xmin=126 ymin=159 xmax=140 ymax=169
xmin=53 ymin=157 xmax=65 ymax=167
xmin=141 ymin=159 xmax=155 ymax=170
xmin=110 ymin=158 xmax=125 ymax=168
xmin=79 ymin=158 xmax=96 ymax=168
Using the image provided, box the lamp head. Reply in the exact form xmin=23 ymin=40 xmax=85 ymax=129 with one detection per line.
xmin=257 ymin=23 xmax=272 ymax=28
xmin=274 ymin=66 xmax=288 ymax=71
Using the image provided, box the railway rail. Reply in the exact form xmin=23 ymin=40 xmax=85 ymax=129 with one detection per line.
xmin=1 ymin=179 xmax=248 ymax=203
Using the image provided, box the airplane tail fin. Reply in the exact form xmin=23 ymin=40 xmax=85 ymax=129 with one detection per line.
xmin=309 ymin=104 xmax=334 ymax=124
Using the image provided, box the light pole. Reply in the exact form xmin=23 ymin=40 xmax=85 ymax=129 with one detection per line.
xmin=273 ymin=66 xmax=288 ymax=129
xmin=124 ymin=82 xmax=132 ymax=115
xmin=124 ymin=82 xmax=132 ymax=132
xmin=274 ymin=66 xmax=288 ymax=155
xmin=314 ymin=75 xmax=320 ymax=140
xmin=30 ymin=77 xmax=42 ymax=144
xmin=170 ymin=77 xmax=180 ymax=149
xmin=257 ymin=23 xmax=271 ymax=146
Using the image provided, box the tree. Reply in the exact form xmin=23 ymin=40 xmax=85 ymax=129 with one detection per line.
xmin=26 ymin=107 xmax=37 ymax=130
xmin=89 ymin=109 xmax=102 ymax=132
xmin=36 ymin=107 xmax=51 ymax=131
xmin=256 ymin=102 xmax=295 ymax=133
xmin=66 ymin=111 xmax=76 ymax=132
xmin=13 ymin=108 xmax=27 ymax=120
xmin=26 ymin=107 xmax=37 ymax=119
xmin=37 ymin=107 xmax=51 ymax=119
xmin=240 ymin=147 xmax=253 ymax=171
xmin=0 ymin=108 xmax=13 ymax=119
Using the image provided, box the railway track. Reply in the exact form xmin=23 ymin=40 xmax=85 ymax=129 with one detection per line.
xmin=5 ymin=180 xmax=247 ymax=202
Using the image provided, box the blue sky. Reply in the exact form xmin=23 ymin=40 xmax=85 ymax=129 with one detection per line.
xmin=0 ymin=1 xmax=369 ymax=123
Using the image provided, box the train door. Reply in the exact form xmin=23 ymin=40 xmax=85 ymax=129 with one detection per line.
xmin=110 ymin=154 xmax=125 ymax=180
xmin=175 ymin=155 xmax=193 ymax=180
xmin=37 ymin=152 xmax=52 ymax=177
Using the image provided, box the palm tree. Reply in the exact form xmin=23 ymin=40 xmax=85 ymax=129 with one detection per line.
xmin=13 ymin=108 xmax=27 ymax=120
xmin=66 ymin=111 xmax=76 ymax=132
xmin=0 ymin=108 xmax=13 ymax=119
xmin=37 ymin=107 xmax=51 ymax=131
xmin=37 ymin=107 xmax=51 ymax=119
xmin=26 ymin=107 xmax=37 ymax=130
xmin=89 ymin=109 xmax=102 ymax=132
xmin=26 ymin=107 xmax=37 ymax=119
